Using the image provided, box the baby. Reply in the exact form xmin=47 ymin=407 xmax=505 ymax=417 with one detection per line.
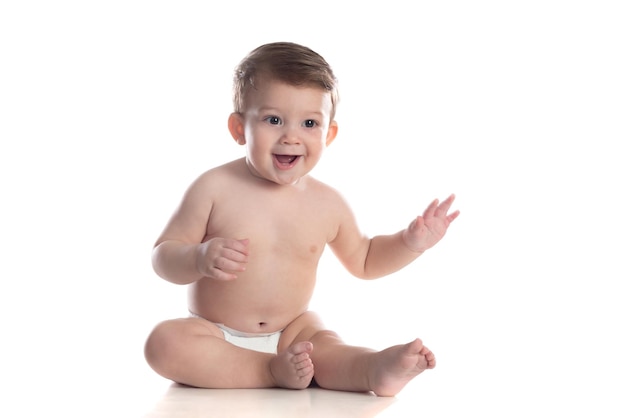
xmin=144 ymin=42 xmax=459 ymax=397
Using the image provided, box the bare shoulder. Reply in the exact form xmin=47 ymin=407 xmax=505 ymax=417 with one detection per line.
xmin=303 ymin=176 xmax=356 ymax=240
xmin=165 ymin=159 xmax=243 ymax=221
xmin=155 ymin=159 xmax=247 ymax=244
xmin=184 ymin=158 xmax=246 ymax=197
xmin=192 ymin=158 xmax=244 ymax=185
xmin=304 ymin=176 xmax=350 ymax=207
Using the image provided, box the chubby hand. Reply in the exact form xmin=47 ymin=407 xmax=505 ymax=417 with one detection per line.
xmin=402 ymin=194 xmax=460 ymax=253
xmin=195 ymin=238 xmax=249 ymax=280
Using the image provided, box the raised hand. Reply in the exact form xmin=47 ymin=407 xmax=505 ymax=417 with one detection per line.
xmin=402 ymin=194 xmax=459 ymax=253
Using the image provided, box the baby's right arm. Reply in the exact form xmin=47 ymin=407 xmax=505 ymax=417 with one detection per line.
xmin=153 ymin=238 xmax=249 ymax=284
xmin=151 ymin=171 xmax=248 ymax=284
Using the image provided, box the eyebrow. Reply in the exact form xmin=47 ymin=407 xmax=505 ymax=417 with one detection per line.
xmin=258 ymin=106 xmax=326 ymax=117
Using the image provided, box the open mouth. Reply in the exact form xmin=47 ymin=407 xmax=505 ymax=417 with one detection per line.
xmin=274 ymin=154 xmax=300 ymax=167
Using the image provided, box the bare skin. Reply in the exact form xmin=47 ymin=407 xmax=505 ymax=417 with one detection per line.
xmin=144 ymin=79 xmax=458 ymax=396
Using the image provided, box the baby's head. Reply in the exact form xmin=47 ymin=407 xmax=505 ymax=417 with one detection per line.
xmin=233 ymin=42 xmax=339 ymax=120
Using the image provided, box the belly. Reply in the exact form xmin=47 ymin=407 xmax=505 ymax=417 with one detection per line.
xmin=188 ymin=271 xmax=316 ymax=333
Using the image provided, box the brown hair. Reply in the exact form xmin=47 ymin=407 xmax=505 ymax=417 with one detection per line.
xmin=232 ymin=42 xmax=339 ymax=119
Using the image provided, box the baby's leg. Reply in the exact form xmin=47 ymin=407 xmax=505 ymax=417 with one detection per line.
xmin=287 ymin=313 xmax=435 ymax=396
xmin=144 ymin=318 xmax=313 ymax=389
xmin=311 ymin=333 xmax=435 ymax=396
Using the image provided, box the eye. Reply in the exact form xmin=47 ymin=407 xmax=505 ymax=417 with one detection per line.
xmin=265 ymin=116 xmax=281 ymax=125
xmin=303 ymin=119 xmax=317 ymax=128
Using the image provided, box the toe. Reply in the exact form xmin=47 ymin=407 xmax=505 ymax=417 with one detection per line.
xmin=287 ymin=341 xmax=313 ymax=356
xmin=291 ymin=352 xmax=311 ymax=364
xmin=297 ymin=363 xmax=314 ymax=377
xmin=409 ymin=338 xmax=424 ymax=353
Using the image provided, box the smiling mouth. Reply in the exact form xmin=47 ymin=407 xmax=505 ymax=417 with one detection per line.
xmin=274 ymin=154 xmax=299 ymax=165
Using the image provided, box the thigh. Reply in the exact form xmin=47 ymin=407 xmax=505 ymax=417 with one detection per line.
xmin=278 ymin=311 xmax=336 ymax=352
xmin=183 ymin=316 xmax=226 ymax=338
xmin=151 ymin=316 xmax=226 ymax=343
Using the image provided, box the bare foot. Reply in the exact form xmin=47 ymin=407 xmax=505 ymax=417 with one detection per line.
xmin=369 ymin=338 xmax=436 ymax=397
xmin=270 ymin=341 xmax=315 ymax=389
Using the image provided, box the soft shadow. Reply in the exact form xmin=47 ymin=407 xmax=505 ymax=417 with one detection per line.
xmin=144 ymin=383 xmax=396 ymax=418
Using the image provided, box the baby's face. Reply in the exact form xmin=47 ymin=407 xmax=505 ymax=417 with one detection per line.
xmin=238 ymin=79 xmax=337 ymax=185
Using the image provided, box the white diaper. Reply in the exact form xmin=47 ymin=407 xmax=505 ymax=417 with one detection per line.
xmin=216 ymin=323 xmax=282 ymax=355
xmin=190 ymin=312 xmax=282 ymax=354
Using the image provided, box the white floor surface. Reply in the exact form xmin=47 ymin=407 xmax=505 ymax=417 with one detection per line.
xmin=143 ymin=384 xmax=398 ymax=418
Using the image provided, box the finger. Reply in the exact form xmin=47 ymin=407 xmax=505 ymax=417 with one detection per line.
xmin=407 ymin=215 xmax=424 ymax=234
xmin=434 ymin=194 xmax=456 ymax=217
xmin=423 ymin=198 xmax=439 ymax=218
xmin=215 ymin=256 xmax=247 ymax=273
xmin=223 ymin=247 xmax=248 ymax=263
xmin=210 ymin=267 xmax=238 ymax=281
xmin=227 ymin=238 xmax=250 ymax=256
xmin=447 ymin=209 xmax=461 ymax=223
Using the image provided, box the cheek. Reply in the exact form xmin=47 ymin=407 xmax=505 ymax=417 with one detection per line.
xmin=245 ymin=126 xmax=270 ymax=145
xmin=306 ymin=141 xmax=327 ymax=160
xmin=314 ymin=134 xmax=329 ymax=150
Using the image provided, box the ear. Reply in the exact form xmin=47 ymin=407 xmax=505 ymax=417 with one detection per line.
xmin=325 ymin=120 xmax=338 ymax=147
xmin=228 ymin=112 xmax=246 ymax=145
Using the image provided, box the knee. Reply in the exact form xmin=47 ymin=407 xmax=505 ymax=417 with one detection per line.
xmin=310 ymin=329 xmax=343 ymax=345
xmin=144 ymin=320 xmax=181 ymax=376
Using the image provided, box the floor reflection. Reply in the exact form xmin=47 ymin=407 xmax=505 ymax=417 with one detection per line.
xmin=144 ymin=383 xmax=396 ymax=418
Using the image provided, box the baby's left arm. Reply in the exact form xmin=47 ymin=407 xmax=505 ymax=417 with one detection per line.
xmin=329 ymin=194 xmax=459 ymax=280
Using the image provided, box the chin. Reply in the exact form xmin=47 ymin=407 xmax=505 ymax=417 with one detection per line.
xmin=274 ymin=173 xmax=305 ymax=185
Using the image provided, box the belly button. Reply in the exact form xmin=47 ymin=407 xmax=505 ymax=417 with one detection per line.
xmin=259 ymin=322 xmax=267 ymax=328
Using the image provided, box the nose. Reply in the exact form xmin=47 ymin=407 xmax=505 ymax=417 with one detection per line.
xmin=280 ymin=125 xmax=301 ymax=145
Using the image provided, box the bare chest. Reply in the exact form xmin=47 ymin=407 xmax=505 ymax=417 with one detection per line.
xmin=206 ymin=189 xmax=334 ymax=261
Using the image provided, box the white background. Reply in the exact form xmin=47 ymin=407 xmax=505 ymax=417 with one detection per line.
xmin=1 ymin=1 xmax=625 ymax=416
